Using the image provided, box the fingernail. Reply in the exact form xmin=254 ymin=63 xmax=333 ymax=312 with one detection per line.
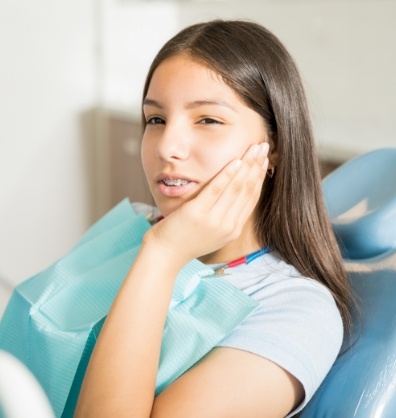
xmin=231 ymin=159 xmax=242 ymax=171
xmin=251 ymin=144 xmax=259 ymax=157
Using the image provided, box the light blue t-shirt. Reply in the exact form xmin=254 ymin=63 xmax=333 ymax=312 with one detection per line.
xmin=131 ymin=203 xmax=343 ymax=416
xmin=210 ymin=253 xmax=343 ymax=417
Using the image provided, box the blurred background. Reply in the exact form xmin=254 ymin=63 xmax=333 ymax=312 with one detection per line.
xmin=0 ymin=0 xmax=395 ymax=315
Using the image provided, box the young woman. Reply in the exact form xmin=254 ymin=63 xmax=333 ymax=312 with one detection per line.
xmin=74 ymin=20 xmax=354 ymax=418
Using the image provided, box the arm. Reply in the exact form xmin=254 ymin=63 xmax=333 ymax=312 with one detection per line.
xmin=73 ymin=143 xmax=269 ymax=418
xmin=74 ymin=241 xmax=185 ymax=418
xmin=152 ymin=347 xmax=303 ymax=418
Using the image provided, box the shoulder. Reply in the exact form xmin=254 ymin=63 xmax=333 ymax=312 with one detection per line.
xmin=218 ymin=252 xmax=343 ymax=340
xmin=216 ymin=253 xmax=343 ymax=415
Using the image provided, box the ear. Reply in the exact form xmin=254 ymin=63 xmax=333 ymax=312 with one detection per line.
xmin=266 ymin=135 xmax=279 ymax=168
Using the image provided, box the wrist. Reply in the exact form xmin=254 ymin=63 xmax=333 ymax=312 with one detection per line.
xmin=140 ymin=230 xmax=191 ymax=272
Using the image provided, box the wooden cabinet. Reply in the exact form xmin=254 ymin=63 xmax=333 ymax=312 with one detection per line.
xmin=84 ymin=108 xmax=154 ymax=222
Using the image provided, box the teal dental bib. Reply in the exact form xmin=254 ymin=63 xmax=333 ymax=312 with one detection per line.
xmin=0 ymin=199 xmax=258 ymax=418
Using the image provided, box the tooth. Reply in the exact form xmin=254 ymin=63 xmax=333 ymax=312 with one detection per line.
xmin=163 ymin=179 xmax=189 ymax=186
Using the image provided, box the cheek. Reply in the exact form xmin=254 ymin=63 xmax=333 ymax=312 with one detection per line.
xmin=206 ymin=134 xmax=255 ymax=163
xmin=140 ymin=138 xmax=153 ymax=177
xmin=195 ymin=144 xmax=240 ymax=180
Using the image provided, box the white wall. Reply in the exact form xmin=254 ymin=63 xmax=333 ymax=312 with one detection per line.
xmin=0 ymin=1 xmax=96 ymax=300
xmin=101 ymin=0 xmax=179 ymax=112
xmin=0 ymin=0 xmax=180 ymax=315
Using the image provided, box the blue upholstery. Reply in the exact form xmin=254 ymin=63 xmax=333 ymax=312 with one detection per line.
xmin=301 ymin=147 xmax=396 ymax=417
xmin=322 ymin=148 xmax=396 ymax=260
xmin=300 ymin=250 xmax=396 ymax=417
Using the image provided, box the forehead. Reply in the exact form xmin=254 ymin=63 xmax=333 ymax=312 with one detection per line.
xmin=146 ymin=54 xmax=241 ymax=103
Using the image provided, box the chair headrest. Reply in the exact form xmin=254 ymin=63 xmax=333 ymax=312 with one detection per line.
xmin=323 ymin=147 xmax=396 ymax=259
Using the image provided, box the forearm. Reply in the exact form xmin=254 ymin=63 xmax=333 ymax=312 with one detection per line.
xmin=74 ymin=241 xmax=186 ymax=418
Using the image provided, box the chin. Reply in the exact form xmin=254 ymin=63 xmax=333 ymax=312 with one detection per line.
xmin=154 ymin=199 xmax=184 ymax=218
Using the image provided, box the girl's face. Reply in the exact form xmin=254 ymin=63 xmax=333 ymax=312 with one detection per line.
xmin=142 ymin=54 xmax=268 ymax=217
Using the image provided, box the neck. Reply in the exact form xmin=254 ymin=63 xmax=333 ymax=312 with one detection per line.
xmin=198 ymin=216 xmax=261 ymax=265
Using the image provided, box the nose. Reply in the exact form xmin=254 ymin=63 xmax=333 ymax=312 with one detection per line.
xmin=156 ymin=122 xmax=190 ymax=162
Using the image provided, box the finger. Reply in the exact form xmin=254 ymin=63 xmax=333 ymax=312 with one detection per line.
xmin=217 ymin=152 xmax=268 ymax=238
xmin=216 ymin=143 xmax=269 ymax=228
xmin=237 ymin=156 xmax=269 ymax=222
xmin=237 ymin=142 xmax=269 ymax=208
xmin=214 ymin=142 xmax=269 ymax=214
xmin=190 ymin=142 xmax=268 ymax=222
xmin=191 ymin=157 xmax=243 ymax=213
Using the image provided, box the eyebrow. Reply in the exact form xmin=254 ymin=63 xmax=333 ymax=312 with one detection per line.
xmin=143 ymin=98 xmax=236 ymax=112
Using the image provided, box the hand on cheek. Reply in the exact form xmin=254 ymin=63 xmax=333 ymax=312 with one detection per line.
xmin=144 ymin=142 xmax=270 ymax=264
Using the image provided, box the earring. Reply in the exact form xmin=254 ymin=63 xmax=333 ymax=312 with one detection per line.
xmin=267 ymin=165 xmax=275 ymax=178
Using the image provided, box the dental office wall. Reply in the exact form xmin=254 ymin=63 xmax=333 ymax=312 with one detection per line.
xmin=0 ymin=0 xmax=179 ymax=315
xmin=0 ymin=0 xmax=395 ymax=316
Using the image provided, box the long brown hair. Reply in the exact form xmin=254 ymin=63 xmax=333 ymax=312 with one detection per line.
xmin=141 ymin=19 xmax=355 ymax=335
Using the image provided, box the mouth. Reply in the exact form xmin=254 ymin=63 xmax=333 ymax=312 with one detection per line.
xmin=156 ymin=175 xmax=197 ymax=197
xmin=160 ymin=178 xmax=190 ymax=187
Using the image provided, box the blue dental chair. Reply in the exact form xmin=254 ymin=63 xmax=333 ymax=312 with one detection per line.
xmin=301 ymin=147 xmax=396 ymax=417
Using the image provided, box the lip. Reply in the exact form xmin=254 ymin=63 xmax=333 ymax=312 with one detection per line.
xmin=155 ymin=173 xmax=198 ymax=198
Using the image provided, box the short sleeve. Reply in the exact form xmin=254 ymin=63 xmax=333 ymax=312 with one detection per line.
xmin=216 ymin=277 xmax=343 ymax=417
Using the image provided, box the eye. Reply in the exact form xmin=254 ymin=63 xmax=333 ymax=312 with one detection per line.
xmin=199 ymin=118 xmax=222 ymax=125
xmin=146 ymin=116 xmax=165 ymax=125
